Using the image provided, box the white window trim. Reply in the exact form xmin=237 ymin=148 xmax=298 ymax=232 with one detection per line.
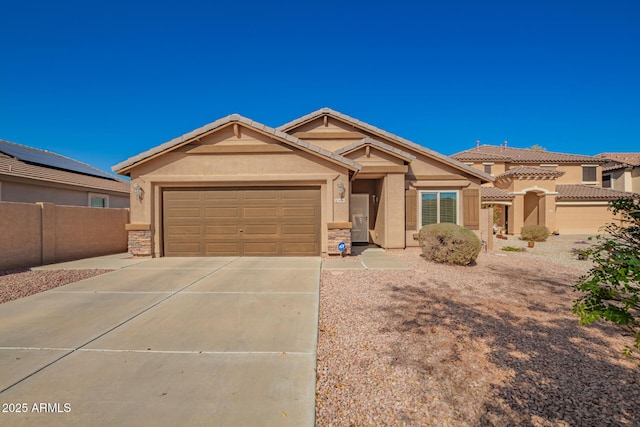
xmin=88 ymin=193 xmax=110 ymax=208
xmin=419 ymin=190 xmax=461 ymax=227
xmin=581 ymin=164 xmax=598 ymax=184
xmin=482 ymin=162 xmax=495 ymax=165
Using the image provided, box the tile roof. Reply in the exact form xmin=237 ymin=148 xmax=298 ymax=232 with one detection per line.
xmin=597 ymin=153 xmax=640 ymax=171
xmin=496 ymin=166 xmax=566 ymax=179
xmin=452 ymin=144 xmax=603 ymax=164
xmin=451 ymin=151 xmax=512 ymax=162
xmin=277 ymin=108 xmax=493 ymax=183
xmin=334 ymin=137 xmax=416 ymax=161
xmin=481 ymin=187 xmax=515 ymax=201
xmin=0 ymin=152 xmax=129 ymax=194
xmin=112 ymin=114 xmax=361 ymax=174
xmin=556 ymin=185 xmax=637 ymax=201
xmin=597 ymin=153 xmax=640 ymax=165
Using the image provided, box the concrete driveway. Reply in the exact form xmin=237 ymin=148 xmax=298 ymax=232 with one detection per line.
xmin=0 ymin=255 xmax=320 ymax=426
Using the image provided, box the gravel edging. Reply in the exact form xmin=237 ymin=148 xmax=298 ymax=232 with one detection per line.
xmin=316 ymin=241 xmax=640 ymax=426
xmin=0 ymin=269 xmax=113 ymax=304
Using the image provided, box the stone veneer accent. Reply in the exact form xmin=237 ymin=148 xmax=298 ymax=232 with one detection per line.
xmin=128 ymin=230 xmax=152 ymax=256
xmin=327 ymin=222 xmax=352 ymax=255
xmin=126 ymin=224 xmax=152 ymax=256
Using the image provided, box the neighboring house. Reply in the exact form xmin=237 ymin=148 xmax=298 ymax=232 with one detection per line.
xmin=597 ymin=153 xmax=640 ymax=193
xmin=452 ymin=143 xmax=636 ymax=235
xmin=0 ymin=139 xmax=129 ymax=208
xmin=113 ymin=108 xmax=493 ymax=257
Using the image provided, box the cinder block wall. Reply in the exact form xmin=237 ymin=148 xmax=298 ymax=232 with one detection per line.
xmin=0 ymin=202 xmax=42 ymax=270
xmin=0 ymin=201 xmax=129 ymax=270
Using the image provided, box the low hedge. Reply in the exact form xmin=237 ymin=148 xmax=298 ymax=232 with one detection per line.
xmin=520 ymin=225 xmax=550 ymax=242
xmin=418 ymin=223 xmax=481 ymax=266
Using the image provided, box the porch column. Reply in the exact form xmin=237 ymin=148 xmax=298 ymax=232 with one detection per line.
xmin=385 ymin=173 xmax=406 ymax=248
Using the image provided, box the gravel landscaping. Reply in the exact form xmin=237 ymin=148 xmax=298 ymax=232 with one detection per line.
xmin=0 ymin=268 xmax=112 ymax=304
xmin=317 ymin=235 xmax=640 ymax=426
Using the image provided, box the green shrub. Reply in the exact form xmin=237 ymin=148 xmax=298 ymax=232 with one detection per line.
xmin=501 ymin=246 xmax=522 ymax=252
xmin=418 ymin=223 xmax=481 ymax=266
xmin=520 ymin=225 xmax=550 ymax=242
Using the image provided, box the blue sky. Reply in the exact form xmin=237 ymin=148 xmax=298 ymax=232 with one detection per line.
xmin=1 ymin=1 xmax=638 ymax=175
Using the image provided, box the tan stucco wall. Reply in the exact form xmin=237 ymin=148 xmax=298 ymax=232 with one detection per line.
xmin=384 ymin=173 xmax=406 ymax=249
xmin=345 ymin=147 xmax=405 ymax=166
xmin=555 ymin=204 xmax=619 ymax=234
xmin=0 ymin=201 xmax=129 ymax=270
xmin=290 ymin=117 xmax=368 ymax=152
xmin=0 ymin=178 xmax=129 ymax=208
xmin=125 ymin=126 xmax=352 ymax=256
xmin=467 ymin=162 xmax=602 ymax=186
xmin=633 ymin=168 xmax=640 ymax=193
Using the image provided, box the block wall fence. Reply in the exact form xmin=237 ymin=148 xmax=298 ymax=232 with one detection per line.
xmin=0 ymin=201 xmax=129 ymax=270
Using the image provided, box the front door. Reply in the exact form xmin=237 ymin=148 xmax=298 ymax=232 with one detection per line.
xmin=350 ymin=193 xmax=369 ymax=243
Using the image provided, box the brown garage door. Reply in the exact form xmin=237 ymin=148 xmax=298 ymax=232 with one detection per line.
xmin=163 ymin=187 xmax=321 ymax=256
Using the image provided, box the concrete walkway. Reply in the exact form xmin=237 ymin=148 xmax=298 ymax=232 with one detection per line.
xmin=322 ymin=247 xmax=410 ymax=270
xmin=0 ymin=255 xmax=319 ymax=426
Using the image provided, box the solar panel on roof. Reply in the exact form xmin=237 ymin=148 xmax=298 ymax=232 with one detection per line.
xmin=0 ymin=140 xmax=117 ymax=180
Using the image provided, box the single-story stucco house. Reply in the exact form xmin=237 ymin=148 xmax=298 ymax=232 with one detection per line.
xmin=113 ymin=108 xmax=494 ymax=257
xmin=0 ymin=139 xmax=129 ymax=208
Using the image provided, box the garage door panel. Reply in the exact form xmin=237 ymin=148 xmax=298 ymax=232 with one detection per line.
xmin=282 ymin=189 xmax=318 ymax=200
xmin=164 ymin=191 xmax=202 ymax=201
xmin=204 ymin=191 xmax=239 ymax=200
xmin=204 ymin=225 xmax=238 ymax=237
xmin=204 ymin=207 xmax=240 ymax=219
xmin=282 ymin=207 xmax=316 ymax=217
xmin=166 ymin=225 xmax=201 ymax=237
xmin=243 ymin=190 xmax=278 ymax=201
xmin=243 ymin=225 xmax=279 ymax=236
xmin=164 ymin=187 xmax=320 ymax=256
xmin=282 ymin=224 xmax=316 ymax=236
xmin=242 ymin=242 xmax=279 ymax=256
xmin=204 ymin=242 xmax=240 ymax=255
xmin=282 ymin=243 xmax=317 ymax=255
xmin=166 ymin=207 xmax=201 ymax=219
xmin=244 ymin=207 xmax=278 ymax=218
xmin=165 ymin=242 xmax=202 ymax=254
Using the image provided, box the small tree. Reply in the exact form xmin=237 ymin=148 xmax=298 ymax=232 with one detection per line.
xmin=573 ymin=196 xmax=640 ymax=356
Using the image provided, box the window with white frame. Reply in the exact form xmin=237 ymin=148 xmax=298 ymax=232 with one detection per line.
xmin=420 ymin=191 xmax=458 ymax=226
xmin=88 ymin=193 xmax=109 ymax=208
xmin=582 ymin=165 xmax=598 ymax=183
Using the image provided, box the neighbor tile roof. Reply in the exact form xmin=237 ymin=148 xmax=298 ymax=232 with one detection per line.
xmin=112 ymin=114 xmax=361 ymax=174
xmin=0 ymin=139 xmax=119 ymax=181
xmin=496 ymin=166 xmax=566 ymax=179
xmin=597 ymin=153 xmax=640 ymax=171
xmin=334 ymin=137 xmax=416 ymax=161
xmin=481 ymin=187 xmax=515 ymax=201
xmin=0 ymin=152 xmax=129 ymax=194
xmin=452 ymin=145 xmax=603 ymax=164
xmin=556 ymin=185 xmax=636 ymax=200
xmin=277 ymin=108 xmax=493 ymax=182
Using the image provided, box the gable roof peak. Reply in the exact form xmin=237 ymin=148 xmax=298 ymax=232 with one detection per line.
xmin=112 ymin=113 xmax=361 ymax=174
